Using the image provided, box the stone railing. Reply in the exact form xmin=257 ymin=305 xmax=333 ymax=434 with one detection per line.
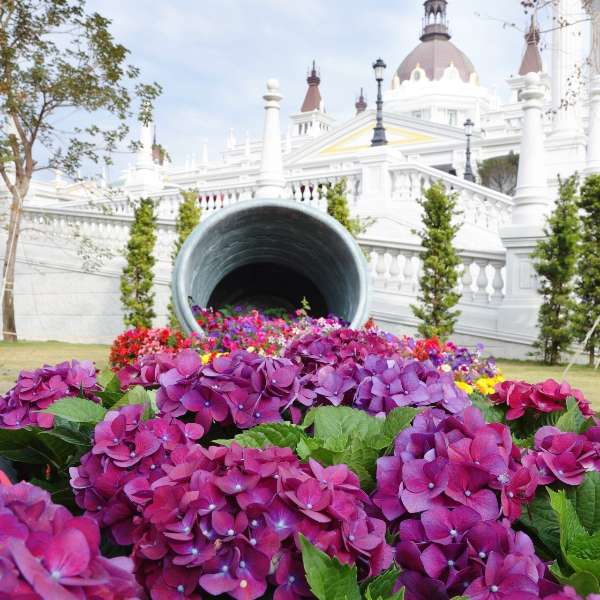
xmin=360 ymin=240 xmax=506 ymax=306
xmin=388 ymin=163 xmax=513 ymax=232
xmin=34 ymin=161 xmax=511 ymax=237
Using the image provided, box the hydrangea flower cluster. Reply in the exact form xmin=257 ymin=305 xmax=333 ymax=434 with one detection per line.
xmin=0 ymin=359 xmax=99 ymax=429
xmin=395 ymin=512 xmax=560 ymax=600
xmin=0 ymin=481 xmax=142 ymax=599
xmin=109 ymin=326 xmax=202 ymax=369
xmin=127 ymin=443 xmax=392 ymax=600
xmin=522 ymin=425 xmax=600 ymax=486
xmin=286 ymin=330 xmax=470 ymax=417
xmin=193 ymin=306 xmax=344 ymax=356
xmin=155 ymin=349 xmax=307 ymax=429
xmin=69 ymin=404 xmax=202 ymax=544
xmin=373 ymin=407 xmax=537 ymax=525
xmin=152 ymin=343 xmax=470 ymax=434
xmin=491 ymin=378 xmax=592 ymax=421
xmin=284 ymin=328 xmax=402 ymax=373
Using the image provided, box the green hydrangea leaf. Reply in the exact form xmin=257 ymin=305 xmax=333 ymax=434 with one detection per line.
xmin=383 ymin=408 xmax=419 ymax=444
xmin=364 ymin=565 xmax=402 ymax=600
xmin=469 ymin=392 xmax=505 ymax=424
xmin=304 ymin=406 xmax=384 ymax=440
xmin=41 ymin=397 xmax=107 ymax=424
xmin=299 ymin=534 xmax=361 ymax=600
xmin=555 ymin=398 xmax=592 ymax=434
xmin=214 ymin=423 xmax=308 ymax=449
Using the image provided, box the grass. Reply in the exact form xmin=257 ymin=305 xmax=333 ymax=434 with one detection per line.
xmin=0 ymin=341 xmax=598 ymax=408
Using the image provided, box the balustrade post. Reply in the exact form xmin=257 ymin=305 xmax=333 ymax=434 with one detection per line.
xmin=491 ymin=262 xmax=505 ymax=304
xmin=374 ymin=249 xmax=387 ymax=289
xmin=474 ymin=260 xmax=490 ymax=303
xmin=402 ymin=251 xmax=415 ymax=294
xmin=460 ymin=259 xmax=474 ymax=302
xmin=387 ymin=250 xmax=401 ymax=291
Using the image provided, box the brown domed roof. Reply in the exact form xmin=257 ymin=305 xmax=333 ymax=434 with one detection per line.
xmin=395 ymin=1 xmax=476 ymax=84
xmin=396 ymin=38 xmax=476 ymax=84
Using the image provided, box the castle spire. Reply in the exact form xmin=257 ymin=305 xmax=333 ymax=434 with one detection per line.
xmin=300 ymin=60 xmax=323 ymax=112
xmin=421 ymin=0 xmax=450 ymax=42
xmin=518 ymin=14 xmax=543 ymax=75
xmin=355 ymin=88 xmax=367 ymax=115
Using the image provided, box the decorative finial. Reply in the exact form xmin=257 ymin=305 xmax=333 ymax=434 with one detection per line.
xmin=355 ymin=87 xmax=367 ymax=114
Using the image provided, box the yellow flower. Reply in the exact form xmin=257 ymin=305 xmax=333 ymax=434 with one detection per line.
xmin=455 ymin=381 xmax=474 ymax=395
xmin=474 ymin=375 xmax=505 ymax=395
xmin=201 ymin=354 xmax=212 ymax=365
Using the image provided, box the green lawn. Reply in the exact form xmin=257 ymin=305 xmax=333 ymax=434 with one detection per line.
xmin=0 ymin=342 xmax=598 ymax=409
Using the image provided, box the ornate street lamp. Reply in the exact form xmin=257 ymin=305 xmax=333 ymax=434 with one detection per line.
xmin=371 ymin=58 xmax=388 ymax=147
xmin=463 ymin=118 xmax=476 ymax=182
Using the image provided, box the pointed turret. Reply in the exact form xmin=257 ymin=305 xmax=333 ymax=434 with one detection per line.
xmin=300 ymin=60 xmax=323 ymax=112
xmin=519 ymin=15 xmax=543 ymax=76
xmin=355 ymin=88 xmax=367 ymax=115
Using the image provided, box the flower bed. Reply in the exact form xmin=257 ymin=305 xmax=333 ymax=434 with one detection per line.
xmin=1 ymin=322 xmax=599 ymax=600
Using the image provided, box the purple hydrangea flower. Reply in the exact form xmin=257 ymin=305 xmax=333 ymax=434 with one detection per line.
xmin=0 ymin=360 xmax=100 ymax=429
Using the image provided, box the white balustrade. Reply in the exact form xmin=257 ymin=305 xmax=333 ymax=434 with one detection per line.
xmin=361 ymin=240 xmax=506 ymax=307
xmin=388 ymin=163 xmax=513 ymax=233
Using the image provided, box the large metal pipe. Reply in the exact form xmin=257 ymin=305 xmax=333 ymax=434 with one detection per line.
xmin=171 ymin=198 xmax=370 ymax=335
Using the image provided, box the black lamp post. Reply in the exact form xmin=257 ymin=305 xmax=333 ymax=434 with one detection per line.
xmin=371 ymin=58 xmax=388 ymax=146
xmin=463 ymin=118 xmax=476 ymax=182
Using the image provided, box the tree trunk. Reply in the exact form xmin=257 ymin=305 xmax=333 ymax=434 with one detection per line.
xmin=2 ymin=188 xmax=24 ymax=341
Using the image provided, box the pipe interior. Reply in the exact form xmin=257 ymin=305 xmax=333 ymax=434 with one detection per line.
xmin=208 ymin=262 xmax=328 ymax=315
xmin=185 ymin=204 xmax=361 ymax=322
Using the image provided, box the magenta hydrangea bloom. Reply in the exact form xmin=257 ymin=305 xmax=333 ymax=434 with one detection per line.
xmin=0 ymin=359 xmax=100 ymax=429
xmin=0 ymin=481 xmax=142 ymax=599
xmin=125 ymin=443 xmax=392 ymax=599
xmin=69 ymin=404 xmax=202 ymax=545
xmin=284 ymin=330 xmax=469 ymax=418
xmin=117 ymin=351 xmax=177 ymax=389
xmin=373 ymin=407 xmax=537 ymax=524
xmin=395 ymin=514 xmax=560 ymax=600
xmin=491 ymin=378 xmax=592 ymax=421
xmin=522 ymin=425 xmax=600 ymax=487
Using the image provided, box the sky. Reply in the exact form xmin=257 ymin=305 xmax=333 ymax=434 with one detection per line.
xmin=83 ymin=0 xmax=548 ymax=175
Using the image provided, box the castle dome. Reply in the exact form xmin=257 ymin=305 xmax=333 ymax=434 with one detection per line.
xmin=395 ymin=1 xmax=476 ymax=84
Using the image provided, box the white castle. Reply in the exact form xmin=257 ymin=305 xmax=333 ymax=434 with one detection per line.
xmin=1 ymin=0 xmax=599 ymax=358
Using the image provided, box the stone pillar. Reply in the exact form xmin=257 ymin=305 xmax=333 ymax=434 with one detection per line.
xmin=498 ymin=73 xmax=549 ymax=344
xmin=551 ymin=0 xmax=585 ymax=136
xmin=513 ymin=73 xmax=549 ymax=223
xmin=256 ymin=79 xmax=285 ymax=198
xmin=584 ymin=0 xmax=600 ymax=173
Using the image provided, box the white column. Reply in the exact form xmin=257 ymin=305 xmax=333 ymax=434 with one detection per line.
xmin=585 ymin=0 xmax=600 ymax=173
xmin=256 ymin=79 xmax=285 ymax=198
xmin=513 ymin=72 xmax=549 ymax=224
xmin=551 ymin=0 xmax=585 ymax=136
xmin=497 ymin=73 xmax=549 ymax=345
